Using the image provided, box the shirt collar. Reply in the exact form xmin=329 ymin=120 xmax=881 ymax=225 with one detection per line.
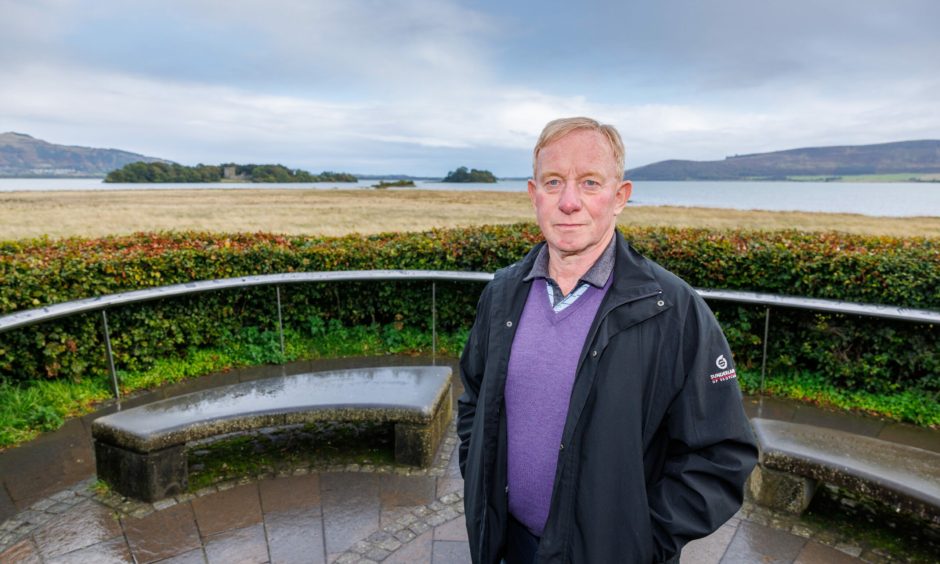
xmin=523 ymin=234 xmax=616 ymax=288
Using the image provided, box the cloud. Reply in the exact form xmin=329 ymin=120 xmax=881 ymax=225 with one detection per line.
xmin=0 ymin=0 xmax=937 ymax=175
xmin=2 ymin=0 xmax=500 ymax=95
xmin=6 ymin=59 xmax=935 ymax=176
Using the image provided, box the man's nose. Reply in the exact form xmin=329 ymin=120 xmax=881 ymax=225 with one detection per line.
xmin=558 ymin=182 xmax=582 ymax=214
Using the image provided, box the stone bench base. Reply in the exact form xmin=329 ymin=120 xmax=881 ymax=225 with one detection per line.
xmin=95 ymin=442 xmax=188 ymax=502
xmin=748 ymin=418 xmax=940 ymax=524
xmin=93 ymin=366 xmax=452 ymax=502
xmin=747 ymin=464 xmax=817 ymax=515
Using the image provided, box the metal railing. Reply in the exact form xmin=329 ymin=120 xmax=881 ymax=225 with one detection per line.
xmin=2 ymin=270 xmax=938 ymax=405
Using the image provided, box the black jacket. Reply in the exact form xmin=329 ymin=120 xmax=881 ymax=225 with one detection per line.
xmin=458 ymin=233 xmax=758 ymax=563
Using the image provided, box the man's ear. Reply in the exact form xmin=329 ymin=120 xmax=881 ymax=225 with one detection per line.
xmin=527 ymin=178 xmax=538 ymax=208
xmin=614 ymin=180 xmax=632 ymax=214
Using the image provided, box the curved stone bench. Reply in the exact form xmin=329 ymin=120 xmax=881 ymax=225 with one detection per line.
xmin=92 ymin=366 xmax=452 ymax=502
xmin=748 ymin=418 xmax=940 ymax=524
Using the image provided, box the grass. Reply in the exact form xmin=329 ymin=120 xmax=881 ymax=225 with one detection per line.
xmin=738 ymin=370 xmax=939 ymax=428
xmin=1 ymin=319 xmax=936 ymax=451
xmin=2 ymin=189 xmax=940 ymax=239
xmin=92 ymin=479 xmax=111 ymax=496
xmin=0 ymin=376 xmax=111 ymax=446
xmin=0 ymin=318 xmax=468 ymax=450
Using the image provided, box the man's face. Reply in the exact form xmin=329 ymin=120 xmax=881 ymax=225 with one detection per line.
xmin=527 ymin=129 xmax=632 ymax=260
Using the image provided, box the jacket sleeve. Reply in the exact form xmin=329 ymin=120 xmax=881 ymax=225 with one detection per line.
xmin=457 ymin=283 xmax=492 ymax=478
xmin=647 ymin=294 xmax=759 ymax=562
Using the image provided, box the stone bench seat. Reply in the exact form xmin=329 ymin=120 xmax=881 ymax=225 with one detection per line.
xmin=748 ymin=418 xmax=940 ymax=524
xmin=92 ymin=366 xmax=452 ymax=501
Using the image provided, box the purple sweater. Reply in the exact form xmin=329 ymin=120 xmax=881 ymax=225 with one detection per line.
xmin=505 ymin=277 xmax=610 ymax=536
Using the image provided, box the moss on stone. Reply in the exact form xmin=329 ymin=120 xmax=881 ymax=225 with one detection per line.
xmin=803 ymin=484 xmax=940 ymax=563
xmin=186 ymin=421 xmax=396 ymax=490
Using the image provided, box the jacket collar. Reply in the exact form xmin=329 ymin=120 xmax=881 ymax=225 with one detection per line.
xmin=522 ymin=235 xmax=616 ymax=289
xmin=503 ymin=230 xmax=660 ymax=299
xmin=605 ymin=230 xmax=662 ymax=305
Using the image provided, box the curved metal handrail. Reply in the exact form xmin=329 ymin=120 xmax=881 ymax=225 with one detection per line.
xmin=1 ymin=269 xmax=937 ymax=404
xmin=0 ymin=271 xmax=493 ymax=333
xmin=1 ymin=270 xmax=938 ymax=333
xmin=695 ymin=289 xmax=940 ymax=324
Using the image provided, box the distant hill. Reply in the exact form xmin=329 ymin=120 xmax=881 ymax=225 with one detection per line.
xmin=627 ymin=140 xmax=940 ymax=181
xmin=0 ymin=132 xmax=167 ymax=177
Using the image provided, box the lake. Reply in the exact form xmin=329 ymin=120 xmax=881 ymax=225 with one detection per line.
xmin=1 ymin=178 xmax=937 ymax=217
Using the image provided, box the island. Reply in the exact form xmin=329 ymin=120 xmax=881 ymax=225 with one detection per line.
xmin=441 ymin=166 xmax=497 ymax=183
xmin=104 ymin=162 xmax=357 ymax=183
xmin=372 ymin=179 xmax=416 ymax=189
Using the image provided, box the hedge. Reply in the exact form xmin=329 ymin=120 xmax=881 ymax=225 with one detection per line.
xmin=0 ymin=225 xmax=937 ymax=396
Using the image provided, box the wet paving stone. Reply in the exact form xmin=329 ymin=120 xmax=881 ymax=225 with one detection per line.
xmin=0 ymin=487 xmax=18 ymax=524
xmin=45 ymin=536 xmax=132 ymax=564
xmin=0 ymin=537 xmax=42 ymax=563
xmin=436 ymin=477 xmax=463 ymax=499
xmin=743 ymin=396 xmax=797 ymax=421
xmin=33 ymin=500 xmax=123 ymax=560
xmin=156 ymin=547 xmax=208 ymax=564
xmin=681 ymin=521 xmax=738 ymax=564
xmin=265 ymin=506 xmax=326 ymax=564
xmin=0 ymin=418 xmax=94 ymax=511
xmin=433 ymin=514 xmax=468 ymax=542
xmin=443 ymin=445 xmax=462 ymax=479
xmin=204 ymin=523 xmax=268 ymax=564
xmin=380 ymin=505 xmax=420 ymax=528
xmin=794 ymin=540 xmax=864 ymax=564
xmin=380 ymin=474 xmax=437 ymax=508
xmin=431 ymin=539 xmax=472 ymax=563
xmin=385 ymin=529 xmax=434 ymax=564
xmin=122 ymin=501 xmax=201 ymax=563
xmin=791 ymin=404 xmax=885 ymax=437
xmin=259 ymin=473 xmax=321 ymax=514
xmin=191 ymin=483 xmax=262 ymax=537
xmin=720 ymin=521 xmax=809 ymax=564
xmin=877 ymin=422 xmax=940 ymax=453
xmin=321 ymin=473 xmax=381 ymax=556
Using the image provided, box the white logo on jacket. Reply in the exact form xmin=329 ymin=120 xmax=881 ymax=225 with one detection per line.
xmin=716 ymin=355 xmax=728 ymax=369
xmin=709 ymin=354 xmax=736 ymax=383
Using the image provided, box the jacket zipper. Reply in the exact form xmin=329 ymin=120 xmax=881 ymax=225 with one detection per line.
xmin=553 ymin=287 xmax=664 ymax=559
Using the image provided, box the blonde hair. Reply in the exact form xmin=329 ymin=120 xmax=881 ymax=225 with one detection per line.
xmin=532 ymin=117 xmax=625 ymax=178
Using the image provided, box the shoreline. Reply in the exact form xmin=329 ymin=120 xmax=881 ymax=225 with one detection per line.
xmin=1 ymin=189 xmax=939 ymax=240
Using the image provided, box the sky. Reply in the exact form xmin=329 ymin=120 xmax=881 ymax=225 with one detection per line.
xmin=1 ymin=0 xmax=938 ymax=176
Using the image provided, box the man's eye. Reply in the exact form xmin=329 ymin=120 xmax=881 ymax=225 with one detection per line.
xmin=584 ymin=179 xmax=600 ymax=187
xmin=546 ymin=179 xmax=561 ymax=187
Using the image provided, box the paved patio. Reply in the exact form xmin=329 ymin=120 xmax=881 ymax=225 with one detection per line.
xmin=1 ymin=358 xmax=935 ymax=563
xmin=0 ymin=436 xmax=872 ymax=564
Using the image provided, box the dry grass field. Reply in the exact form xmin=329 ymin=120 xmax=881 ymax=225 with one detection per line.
xmin=1 ymin=188 xmax=939 ymax=240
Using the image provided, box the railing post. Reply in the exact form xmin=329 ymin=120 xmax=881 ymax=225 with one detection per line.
xmin=759 ymin=307 xmax=771 ymax=417
xmin=276 ymin=286 xmax=285 ymax=358
xmin=101 ymin=310 xmax=120 ymax=402
xmin=432 ymin=282 xmax=437 ymax=366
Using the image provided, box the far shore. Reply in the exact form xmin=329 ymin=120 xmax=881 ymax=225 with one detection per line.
xmin=1 ymin=189 xmax=938 ymax=240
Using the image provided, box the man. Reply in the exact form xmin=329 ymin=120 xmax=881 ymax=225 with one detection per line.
xmin=458 ymin=117 xmax=758 ymax=564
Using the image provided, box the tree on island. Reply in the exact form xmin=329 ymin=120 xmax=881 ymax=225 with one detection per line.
xmin=104 ymin=162 xmax=222 ymax=183
xmin=441 ymin=166 xmax=497 ymax=183
xmin=105 ymin=162 xmax=357 ymax=183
